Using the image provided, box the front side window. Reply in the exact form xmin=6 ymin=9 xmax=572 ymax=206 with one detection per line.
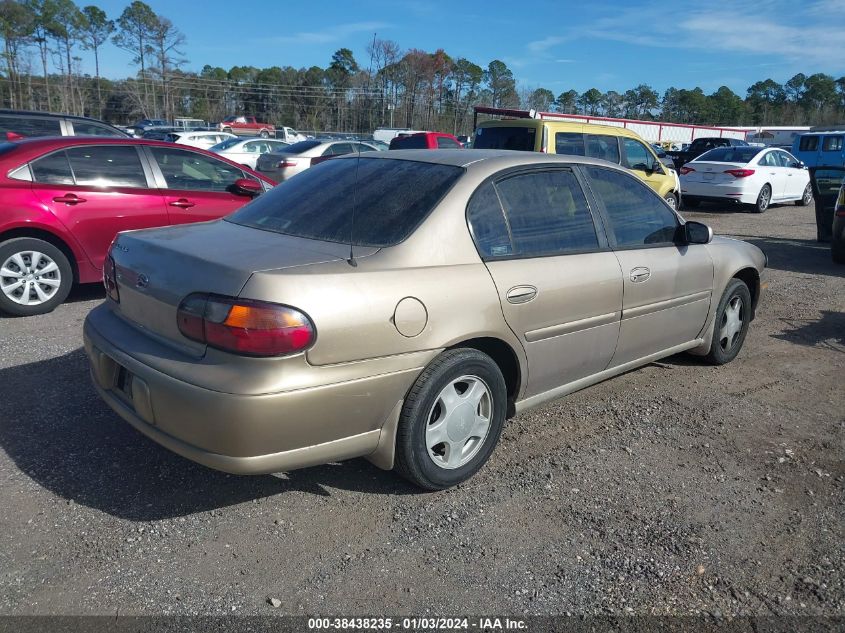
xmin=555 ymin=132 xmax=585 ymax=156
xmin=65 ymin=146 xmax=147 ymax=188
xmin=466 ymin=182 xmax=512 ymax=258
xmin=150 ymin=146 xmax=244 ymax=192
xmin=493 ymin=170 xmax=599 ymax=257
xmin=586 ymin=166 xmax=678 ymax=248
xmin=799 ymin=136 xmax=819 ymax=151
xmin=622 ymin=138 xmax=655 ymax=171
xmin=30 ymin=151 xmax=74 ymax=185
xmin=822 ymin=136 xmax=843 ymax=152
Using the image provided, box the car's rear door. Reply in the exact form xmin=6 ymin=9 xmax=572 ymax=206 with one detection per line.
xmin=467 ymin=167 xmax=623 ymax=398
xmin=758 ymin=150 xmax=787 ymax=199
xmin=582 ymin=165 xmax=713 ymax=368
xmin=144 ymin=145 xmax=257 ymax=223
xmin=28 ymin=144 xmax=168 ymax=269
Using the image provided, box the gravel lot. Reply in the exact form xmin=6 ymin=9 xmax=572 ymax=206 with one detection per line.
xmin=0 ymin=200 xmax=842 ymax=618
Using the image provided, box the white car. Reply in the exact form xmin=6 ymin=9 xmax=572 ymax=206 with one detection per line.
xmin=209 ymin=137 xmax=290 ymax=169
xmin=255 ymin=139 xmax=379 ymax=182
xmin=165 ymin=131 xmax=237 ymax=150
xmin=681 ymin=146 xmax=812 ymax=213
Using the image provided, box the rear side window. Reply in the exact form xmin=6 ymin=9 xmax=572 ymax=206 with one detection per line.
xmin=0 ymin=115 xmax=62 ymax=138
xmin=799 ymin=136 xmax=819 ymax=151
xmin=466 ymin=182 xmax=512 ymax=258
xmin=822 ymin=136 xmax=843 ymax=152
xmin=436 ymin=136 xmax=461 ymax=149
xmin=66 ymin=146 xmax=147 ymax=188
xmin=228 ymin=158 xmax=462 ymax=247
xmin=31 ymin=151 xmax=74 ymax=184
xmin=493 ymin=170 xmax=599 ymax=257
xmin=473 ymin=126 xmax=536 ymax=151
xmin=282 ymin=140 xmax=322 ymax=154
xmin=555 ymin=133 xmax=585 ymax=156
xmin=585 ymin=134 xmax=620 ymax=163
xmin=70 ymin=120 xmax=126 ymax=137
xmin=586 ymin=166 xmax=678 ymax=248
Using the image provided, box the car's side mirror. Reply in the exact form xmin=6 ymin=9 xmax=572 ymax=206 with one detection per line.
xmin=791 ymin=161 xmax=806 ymax=169
xmin=684 ymin=221 xmax=713 ymax=244
xmin=232 ymin=178 xmax=263 ymax=196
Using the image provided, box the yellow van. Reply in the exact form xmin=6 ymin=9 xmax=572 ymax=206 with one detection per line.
xmin=473 ymin=118 xmax=680 ymax=209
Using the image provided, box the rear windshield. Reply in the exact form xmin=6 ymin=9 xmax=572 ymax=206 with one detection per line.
xmin=280 ymin=140 xmax=322 ymax=154
xmin=695 ymin=147 xmax=760 ymax=163
xmin=473 ymin=126 xmax=536 ymax=151
xmin=390 ymin=135 xmax=427 ymax=149
xmin=227 ymin=158 xmax=463 ymax=247
xmin=211 ymin=138 xmax=242 ymax=150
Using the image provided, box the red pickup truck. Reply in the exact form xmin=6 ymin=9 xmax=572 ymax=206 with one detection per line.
xmin=389 ymin=132 xmax=463 ymax=149
xmin=218 ymin=116 xmax=275 ymax=138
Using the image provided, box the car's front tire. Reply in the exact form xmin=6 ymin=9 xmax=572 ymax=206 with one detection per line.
xmin=394 ymin=348 xmax=507 ymax=490
xmin=663 ymin=192 xmax=678 ymax=210
xmin=0 ymin=237 xmax=73 ymax=317
xmin=703 ymin=279 xmax=752 ymax=365
xmin=753 ymin=184 xmax=771 ymax=213
xmin=259 ymin=130 xmax=270 ymax=139
xmin=795 ymin=183 xmax=813 ymax=206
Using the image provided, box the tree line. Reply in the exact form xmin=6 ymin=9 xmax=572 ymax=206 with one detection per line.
xmin=1 ymin=0 xmax=844 ymax=134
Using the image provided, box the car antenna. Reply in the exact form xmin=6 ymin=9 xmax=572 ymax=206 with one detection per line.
xmin=347 ymin=146 xmax=361 ymax=267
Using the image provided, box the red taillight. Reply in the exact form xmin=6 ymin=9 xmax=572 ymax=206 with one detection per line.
xmin=279 ymin=159 xmax=299 ymax=168
xmin=680 ymin=166 xmax=695 ymax=175
xmin=177 ymin=293 xmax=315 ymax=357
xmin=724 ymin=168 xmax=755 ymax=178
xmin=103 ymin=255 xmax=119 ymax=302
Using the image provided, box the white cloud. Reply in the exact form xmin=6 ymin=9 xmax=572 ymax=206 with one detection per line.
xmin=527 ymin=36 xmax=567 ymax=54
xmin=267 ymin=22 xmax=390 ymax=46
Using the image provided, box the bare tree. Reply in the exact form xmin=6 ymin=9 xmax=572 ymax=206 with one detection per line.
xmin=149 ymin=15 xmax=185 ymax=121
xmin=80 ymin=5 xmax=113 ymax=117
xmin=113 ymin=0 xmax=157 ymax=115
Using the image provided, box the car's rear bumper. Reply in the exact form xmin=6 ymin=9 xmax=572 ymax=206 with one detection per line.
xmin=83 ymin=307 xmax=427 ymax=475
xmin=681 ymin=181 xmax=757 ymax=205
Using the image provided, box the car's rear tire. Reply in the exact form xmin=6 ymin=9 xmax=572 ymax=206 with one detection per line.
xmin=259 ymin=130 xmax=269 ymax=139
xmin=664 ymin=192 xmax=678 ymax=210
xmin=683 ymin=197 xmax=700 ymax=209
xmin=0 ymin=237 xmax=73 ymax=317
xmin=394 ymin=348 xmax=507 ymax=490
xmin=703 ymin=278 xmax=752 ymax=365
xmin=753 ymin=184 xmax=771 ymax=213
xmin=222 ymin=127 xmax=233 ymax=135
xmin=795 ymin=183 xmax=813 ymax=206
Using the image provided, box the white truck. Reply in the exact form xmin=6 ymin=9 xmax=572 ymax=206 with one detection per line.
xmin=277 ymin=126 xmax=307 ymax=143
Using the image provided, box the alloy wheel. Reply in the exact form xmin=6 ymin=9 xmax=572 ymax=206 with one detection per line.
xmin=718 ymin=296 xmax=744 ymax=352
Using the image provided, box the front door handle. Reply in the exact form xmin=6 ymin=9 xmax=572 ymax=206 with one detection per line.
xmin=169 ymin=198 xmax=196 ymax=209
xmin=506 ymin=285 xmax=537 ymax=304
xmin=630 ymin=267 xmax=651 ymax=283
xmin=53 ymin=194 xmax=86 ymax=205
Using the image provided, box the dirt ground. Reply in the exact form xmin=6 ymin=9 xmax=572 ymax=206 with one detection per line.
xmin=0 ymin=200 xmax=842 ymax=618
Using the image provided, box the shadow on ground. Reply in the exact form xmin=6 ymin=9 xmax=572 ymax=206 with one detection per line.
xmin=773 ymin=310 xmax=845 ymax=352
xmin=0 ymin=349 xmax=420 ymax=522
xmin=727 ymin=234 xmax=843 ymax=277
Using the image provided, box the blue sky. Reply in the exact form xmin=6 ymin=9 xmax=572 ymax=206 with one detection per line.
xmin=88 ymin=0 xmax=845 ymax=97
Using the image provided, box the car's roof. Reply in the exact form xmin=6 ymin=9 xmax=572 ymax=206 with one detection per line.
xmin=341 ymin=148 xmax=627 ymax=171
xmin=0 ymin=108 xmax=118 ymax=125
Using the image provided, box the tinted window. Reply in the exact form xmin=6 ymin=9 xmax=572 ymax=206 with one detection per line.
xmin=228 ymin=158 xmax=462 ymax=247
xmin=436 ymin=136 xmax=461 ymax=149
xmin=473 ymin=126 xmax=536 ymax=151
xmin=31 ymin=151 xmax=74 ymax=184
xmin=0 ymin=115 xmax=62 ymax=138
xmin=150 ymin=146 xmax=244 ymax=192
xmin=696 ymin=146 xmax=760 ymax=163
xmin=494 ymin=170 xmax=598 ymax=256
xmin=467 ymin=182 xmax=512 ymax=258
xmin=822 ymin=136 xmax=843 ymax=152
xmin=282 ymin=140 xmax=322 ymax=154
xmin=622 ymin=138 xmax=654 ymax=170
xmin=66 ymin=146 xmax=147 ymax=188
xmin=586 ymin=166 xmax=678 ymax=247
xmin=70 ymin=120 xmax=125 ymax=137
xmin=390 ymin=135 xmax=427 ymax=149
xmin=211 ymin=138 xmax=242 ymax=151
xmin=799 ymin=136 xmax=819 ymax=151
xmin=585 ymin=134 xmax=620 ymax=163
xmin=555 ymin=133 xmax=585 ymax=156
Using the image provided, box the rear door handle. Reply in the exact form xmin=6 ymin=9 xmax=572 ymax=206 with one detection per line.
xmin=169 ymin=198 xmax=196 ymax=209
xmin=53 ymin=194 xmax=86 ymax=205
xmin=506 ymin=285 xmax=537 ymax=304
xmin=630 ymin=267 xmax=651 ymax=283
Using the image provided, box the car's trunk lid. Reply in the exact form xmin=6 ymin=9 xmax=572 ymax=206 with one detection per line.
xmin=110 ymin=219 xmax=353 ymax=357
xmin=684 ymin=161 xmax=747 ymax=184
